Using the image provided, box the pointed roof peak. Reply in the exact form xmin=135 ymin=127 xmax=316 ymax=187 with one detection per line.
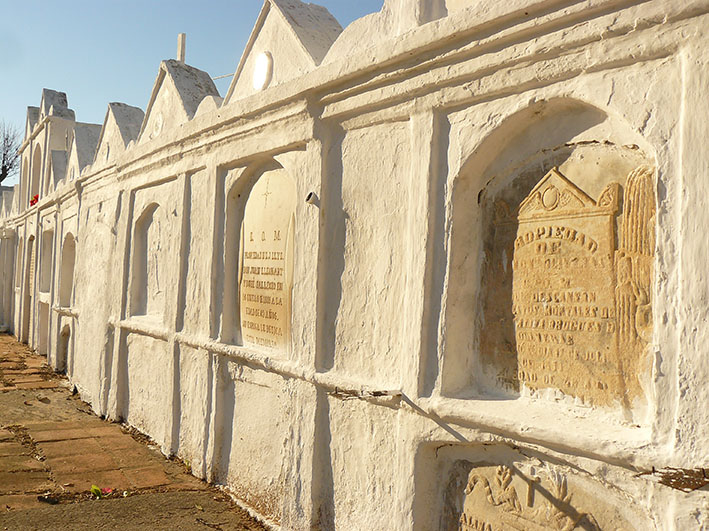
xmin=269 ymin=0 xmax=342 ymax=65
xmin=71 ymin=123 xmax=102 ymax=173
xmin=224 ymin=0 xmax=341 ymax=104
xmin=139 ymin=60 xmax=220 ymax=142
xmin=107 ymin=103 xmax=145 ymax=147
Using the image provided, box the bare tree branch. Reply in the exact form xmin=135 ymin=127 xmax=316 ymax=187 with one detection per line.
xmin=0 ymin=120 xmax=21 ymax=185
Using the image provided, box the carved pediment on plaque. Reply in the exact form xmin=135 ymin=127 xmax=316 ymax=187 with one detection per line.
xmin=518 ymin=167 xmax=598 ymax=220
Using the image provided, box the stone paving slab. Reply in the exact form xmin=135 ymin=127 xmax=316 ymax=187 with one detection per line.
xmin=14 ymin=381 xmax=61 ymax=390
xmin=58 ymin=469 xmax=133 ymax=494
xmin=39 ymin=438 xmax=105 ymax=459
xmin=122 ymin=466 xmax=171 ymax=489
xmin=17 ymin=369 xmax=43 ymax=375
xmin=0 ymin=491 xmax=267 ymax=529
xmin=0 ymin=471 xmax=53 ymax=494
xmin=24 ymin=419 xmax=105 ymax=431
xmin=0 ymin=455 xmax=45 ymax=472
xmin=30 ymin=425 xmax=123 ymax=443
xmin=0 ymin=494 xmax=44 ymax=511
xmin=0 ymin=333 xmax=266 ymax=529
xmin=5 ymin=376 xmax=46 ymax=384
xmin=95 ymin=434 xmax=143 ymax=451
xmin=0 ymin=442 xmax=30 ymax=457
xmin=47 ymin=452 xmax=120 ymax=475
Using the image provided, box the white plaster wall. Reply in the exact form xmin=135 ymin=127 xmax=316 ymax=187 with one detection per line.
xmin=0 ymin=1 xmax=708 ymax=529
xmin=181 ymin=169 xmax=212 ymax=336
xmin=124 ymin=333 xmax=172 ymax=448
xmin=328 ymin=399 xmax=401 ymax=530
xmin=222 ymin=366 xmax=292 ymax=524
xmin=72 ymin=197 xmax=118 ymax=406
xmin=176 ymin=345 xmax=211 ymax=477
xmin=333 ymin=121 xmax=411 ymax=386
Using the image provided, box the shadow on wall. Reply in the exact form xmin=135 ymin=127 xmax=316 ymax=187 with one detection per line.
xmin=315 ymin=124 xmax=345 ymax=371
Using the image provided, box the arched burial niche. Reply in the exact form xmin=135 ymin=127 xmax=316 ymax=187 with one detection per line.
xmin=39 ymin=229 xmax=53 ymax=293
xmin=442 ymin=99 xmax=656 ymax=413
xmin=21 ymin=159 xmax=28 ymax=207
xmin=130 ymin=203 xmax=167 ymax=319
xmin=22 ymin=236 xmax=35 ymax=344
xmin=58 ymin=234 xmax=76 ymax=307
xmin=223 ymin=162 xmax=296 ymax=353
xmin=30 ymin=145 xmax=41 ymax=202
xmin=15 ymin=238 xmax=23 ymax=289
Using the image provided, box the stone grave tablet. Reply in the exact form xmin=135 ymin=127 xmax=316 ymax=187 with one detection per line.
xmin=481 ymin=165 xmax=655 ymax=406
xmin=239 ymin=169 xmax=295 ymax=352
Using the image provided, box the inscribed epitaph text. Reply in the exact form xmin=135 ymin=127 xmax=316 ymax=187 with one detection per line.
xmin=481 ymin=165 xmax=655 ymax=406
xmin=239 ymin=169 xmax=294 ymax=351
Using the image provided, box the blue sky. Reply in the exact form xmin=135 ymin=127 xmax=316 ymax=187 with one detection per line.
xmin=0 ymin=0 xmax=384 ymax=186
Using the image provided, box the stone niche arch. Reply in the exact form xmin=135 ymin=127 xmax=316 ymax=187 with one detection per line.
xmin=15 ymin=238 xmax=23 ymax=288
xmin=21 ymin=235 xmax=35 ymax=344
xmin=30 ymin=145 xmax=41 ymax=202
xmin=21 ymin=159 xmax=28 ymax=207
xmin=39 ymin=229 xmax=53 ymax=293
xmin=223 ymin=161 xmax=296 ymax=354
xmin=58 ymin=233 xmax=76 ymax=307
xmin=441 ymin=98 xmax=656 ymax=413
xmin=130 ymin=203 xmax=168 ymax=319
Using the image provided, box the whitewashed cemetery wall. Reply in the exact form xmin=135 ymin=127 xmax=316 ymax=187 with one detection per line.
xmin=1 ymin=1 xmax=708 ymax=528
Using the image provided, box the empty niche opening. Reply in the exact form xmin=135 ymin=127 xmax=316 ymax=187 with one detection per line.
xmin=38 ymin=302 xmax=49 ymax=355
xmin=39 ymin=229 xmax=53 ymax=293
xmin=22 ymin=236 xmax=35 ymax=344
xmin=15 ymin=238 xmax=23 ymax=288
xmin=59 ymin=233 xmax=76 ymax=307
xmin=21 ymin=159 xmax=28 ymax=207
xmin=130 ymin=203 xmax=167 ymax=319
xmin=223 ymin=162 xmax=296 ymax=353
xmin=442 ymin=99 xmax=656 ymax=414
xmin=31 ymin=144 xmax=41 ymax=202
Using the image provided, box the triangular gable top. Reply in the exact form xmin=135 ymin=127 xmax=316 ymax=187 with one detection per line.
xmin=224 ymin=0 xmax=342 ymax=104
xmin=272 ymin=0 xmax=342 ymax=65
xmin=95 ymin=103 xmax=144 ymax=164
xmin=110 ymin=102 xmax=144 ymax=146
xmin=66 ymin=123 xmax=101 ymax=180
xmin=25 ymin=107 xmax=39 ymax=139
xmin=49 ymin=150 xmax=67 ymax=189
xmin=139 ymin=60 xmax=219 ymax=143
xmin=0 ymin=189 xmax=14 ymax=217
xmin=39 ymin=89 xmax=74 ymax=120
xmin=518 ymin=167 xmax=597 ymax=220
xmin=40 ymin=89 xmax=67 ymax=117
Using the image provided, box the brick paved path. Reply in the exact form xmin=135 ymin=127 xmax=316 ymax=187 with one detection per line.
xmin=0 ymin=334 xmax=265 ymax=530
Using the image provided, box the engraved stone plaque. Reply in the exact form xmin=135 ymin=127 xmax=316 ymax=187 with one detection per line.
xmin=239 ymin=168 xmax=295 ymax=351
xmin=481 ymin=165 xmax=655 ymax=406
xmin=441 ymin=460 xmax=639 ymax=531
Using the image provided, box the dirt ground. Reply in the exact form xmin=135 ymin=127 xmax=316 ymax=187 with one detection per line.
xmin=0 ymin=333 xmax=267 ymax=531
